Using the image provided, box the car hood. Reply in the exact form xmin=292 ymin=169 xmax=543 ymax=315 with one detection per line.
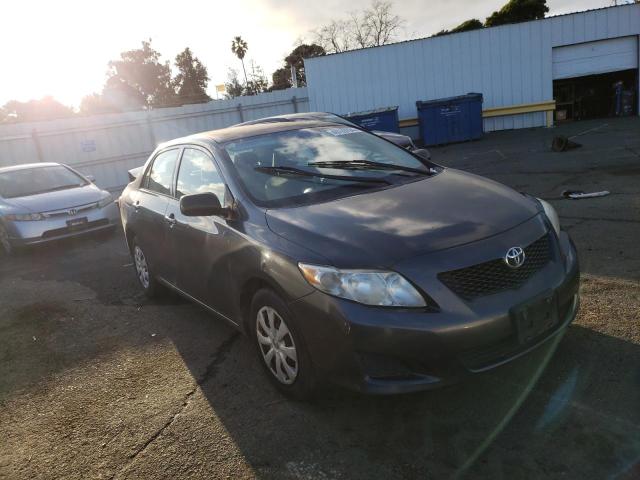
xmin=265 ymin=169 xmax=539 ymax=268
xmin=6 ymin=184 xmax=106 ymax=213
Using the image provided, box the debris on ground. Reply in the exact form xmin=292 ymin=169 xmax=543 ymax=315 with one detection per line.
xmin=562 ymin=190 xmax=611 ymax=199
xmin=552 ymin=135 xmax=582 ymax=152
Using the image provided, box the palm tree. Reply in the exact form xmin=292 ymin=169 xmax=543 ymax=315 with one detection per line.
xmin=231 ymin=36 xmax=248 ymax=85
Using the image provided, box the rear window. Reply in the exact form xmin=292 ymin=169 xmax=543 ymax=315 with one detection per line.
xmin=0 ymin=165 xmax=87 ymax=199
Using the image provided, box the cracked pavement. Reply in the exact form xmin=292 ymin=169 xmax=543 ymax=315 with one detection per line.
xmin=1 ymin=117 xmax=639 ymax=479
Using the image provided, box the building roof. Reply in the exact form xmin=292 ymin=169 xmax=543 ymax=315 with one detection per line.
xmin=305 ymin=4 xmax=634 ymax=61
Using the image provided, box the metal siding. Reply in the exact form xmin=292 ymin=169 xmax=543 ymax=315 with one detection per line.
xmin=552 ymin=36 xmax=638 ymax=79
xmin=0 ymin=88 xmax=309 ymax=190
xmin=306 ymin=4 xmax=639 ymax=133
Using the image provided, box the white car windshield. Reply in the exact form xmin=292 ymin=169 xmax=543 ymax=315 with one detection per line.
xmin=0 ymin=165 xmax=88 ymax=199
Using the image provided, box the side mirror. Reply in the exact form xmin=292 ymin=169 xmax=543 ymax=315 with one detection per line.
xmin=413 ymin=148 xmax=431 ymax=161
xmin=180 ymin=192 xmax=225 ymax=217
xmin=85 ymin=174 xmax=96 ymax=183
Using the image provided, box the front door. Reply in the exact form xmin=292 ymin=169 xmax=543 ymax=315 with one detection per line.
xmin=165 ymin=147 xmax=235 ymax=319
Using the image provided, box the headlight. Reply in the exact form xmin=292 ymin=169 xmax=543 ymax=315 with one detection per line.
xmin=97 ymin=194 xmax=113 ymax=208
xmin=298 ymin=263 xmax=426 ymax=307
xmin=5 ymin=213 xmax=49 ymax=221
xmin=536 ymin=198 xmax=560 ymax=236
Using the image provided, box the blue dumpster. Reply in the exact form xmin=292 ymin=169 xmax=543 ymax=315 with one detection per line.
xmin=416 ymin=93 xmax=483 ymax=146
xmin=345 ymin=106 xmax=400 ymax=133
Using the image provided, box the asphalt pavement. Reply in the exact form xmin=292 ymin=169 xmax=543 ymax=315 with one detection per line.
xmin=1 ymin=117 xmax=639 ymax=479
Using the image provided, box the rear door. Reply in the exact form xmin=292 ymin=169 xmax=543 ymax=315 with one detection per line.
xmin=165 ymin=146 xmax=235 ymax=318
xmin=135 ymin=148 xmax=181 ymax=279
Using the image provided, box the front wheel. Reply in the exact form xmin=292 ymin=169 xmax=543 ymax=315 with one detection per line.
xmin=131 ymin=239 xmax=162 ymax=298
xmin=250 ymin=289 xmax=316 ymax=400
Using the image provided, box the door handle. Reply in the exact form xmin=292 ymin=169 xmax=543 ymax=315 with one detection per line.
xmin=133 ymin=200 xmax=140 ymax=212
xmin=165 ymin=213 xmax=177 ymax=227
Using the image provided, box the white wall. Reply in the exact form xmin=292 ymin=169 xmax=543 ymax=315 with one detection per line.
xmin=305 ymin=4 xmax=640 ymax=133
xmin=0 ymin=88 xmax=309 ymax=190
xmin=552 ymin=36 xmax=638 ymax=79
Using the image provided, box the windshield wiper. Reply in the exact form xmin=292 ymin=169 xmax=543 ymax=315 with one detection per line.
xmin=255 ymin=166 xmax=390 ymax=185
xmin=307 ymin=159 xmax=434 ymax=176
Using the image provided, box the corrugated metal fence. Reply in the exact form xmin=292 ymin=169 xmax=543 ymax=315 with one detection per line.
xmin=0 ymin=88 xmax=309 ymax=190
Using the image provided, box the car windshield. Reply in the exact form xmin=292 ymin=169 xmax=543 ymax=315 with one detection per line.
xmin=0 ymin=165 xmax=88 ymax=199
xmin=222 ymin=126 xmax=432 ymax=207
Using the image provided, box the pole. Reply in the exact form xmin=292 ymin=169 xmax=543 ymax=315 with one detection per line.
xmin=31 ymin=128 xmax=44 ymax=163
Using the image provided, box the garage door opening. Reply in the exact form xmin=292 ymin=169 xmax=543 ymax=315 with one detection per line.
xmin=553 ymin=69 xmax=638 ymax=122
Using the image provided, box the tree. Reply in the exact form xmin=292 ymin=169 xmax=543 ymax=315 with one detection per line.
xmin=452 ymin=19 xmax=484 ymax=33
xmin=271 ymin=66 xmax=292 ymax=91
xmin=173 ymin=47 xmax=210 ymax=104
xmin=485 ymin=0 xmax=549 ymax=27
xmin=231 ymin=36 xmax=249 ymax=85
xmin=224 ymin=69 xmax=244 ymax=99
xmin=106 ymin=39 xmax=177 ymax=109
xmin=315 ymin=19 xmax=353 ymax=53
xmin=360 ymin=0 xmax=404 ymax=47
xmin=1 ymin=97 xmax=74 ymax=122
xmin=101 ymin=75 xmax=147 ymax=111
xmin=79 ymin=93 xmax=120 ymax=115
xmin=271 ymin=43 xmax=326 ymax=90
xmin=313 ymin=0 xmax=404 ymax=53
xmin=244 ymin=62 xmax=269 ymax=96
xmin=285 ymin=44 xmax=325 ymax=86
xmin=435 ymin=18 xmax=484 ymax=36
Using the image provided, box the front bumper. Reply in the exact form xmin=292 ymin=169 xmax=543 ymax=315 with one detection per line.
xmin=6 ymin=202 xmax=119 ymax=246
xmin=288 ymin=227 xmax=580 ymax=395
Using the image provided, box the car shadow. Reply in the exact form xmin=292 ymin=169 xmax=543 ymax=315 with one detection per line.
xmin=165 ymin=316 xmax=640 ymax=479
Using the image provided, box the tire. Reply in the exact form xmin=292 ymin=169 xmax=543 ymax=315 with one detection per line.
xmin=0 ymin=224 xmax=13 ymax=257
xmin=131 ymin=238 xmax=162 ymax=298
xmin=250 ymin=289 xmax=316 ymax=400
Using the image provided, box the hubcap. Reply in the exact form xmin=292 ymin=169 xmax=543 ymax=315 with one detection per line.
xmin=133 ymin=246 xmax=150 ymax=289
xmin=256 ymin=306 xmax=298 ymax=385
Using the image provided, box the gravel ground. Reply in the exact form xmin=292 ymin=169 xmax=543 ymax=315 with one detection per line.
xmin=1 ymin=117 xmax=639 ymax=480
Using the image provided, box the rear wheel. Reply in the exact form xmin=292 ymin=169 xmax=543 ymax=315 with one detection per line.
xmin=250 ymin=289 xmax=316 ymax=399
xmin=131 ymin=239 xmax=161 ymax=298
xmin=0 ymin=225 xmax=13 ymax=256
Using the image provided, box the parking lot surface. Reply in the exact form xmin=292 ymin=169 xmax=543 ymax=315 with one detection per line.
xmin=1 ymin=117 xmax=639 ymax=479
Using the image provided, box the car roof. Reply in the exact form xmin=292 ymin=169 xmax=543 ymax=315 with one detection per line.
xmin=158 ymin=114 xmax=352 ymax=149
xmin=0 ymin=162 xmax=61 ymax=174
xmin=236 ymin=112 xmax=348 ymax=126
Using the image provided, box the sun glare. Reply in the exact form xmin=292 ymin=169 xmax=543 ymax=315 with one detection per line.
xmin=1 ymin=0 xmax=300 ymax=108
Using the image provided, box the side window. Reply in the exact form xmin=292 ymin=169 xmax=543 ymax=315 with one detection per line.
xmin=176 ymin=148 xmax=225 ymax=201
xmin=143 ymin=149 xmax=179 ymax=195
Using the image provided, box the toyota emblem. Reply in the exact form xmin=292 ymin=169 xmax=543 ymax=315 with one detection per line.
xmin=504 ymin=246 xmax=526 ymax=268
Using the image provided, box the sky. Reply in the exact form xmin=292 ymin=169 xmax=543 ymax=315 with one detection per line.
xmin=0 ymin=0 xmax=614 ymax=108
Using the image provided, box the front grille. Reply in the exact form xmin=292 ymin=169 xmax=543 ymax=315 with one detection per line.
xmin=45 ymin=202 xmax=97 ymax=218
xmin=438 ymin=234 xmax=552 ymax=301
xmin=41 ymin=219 xmax=109 ymax=239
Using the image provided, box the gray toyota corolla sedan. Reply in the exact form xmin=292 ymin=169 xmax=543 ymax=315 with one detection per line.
xmin=119 ymin=115 xmax=579 ymax=398
xmin=0 ymin=162 xmax=118 ymax=254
